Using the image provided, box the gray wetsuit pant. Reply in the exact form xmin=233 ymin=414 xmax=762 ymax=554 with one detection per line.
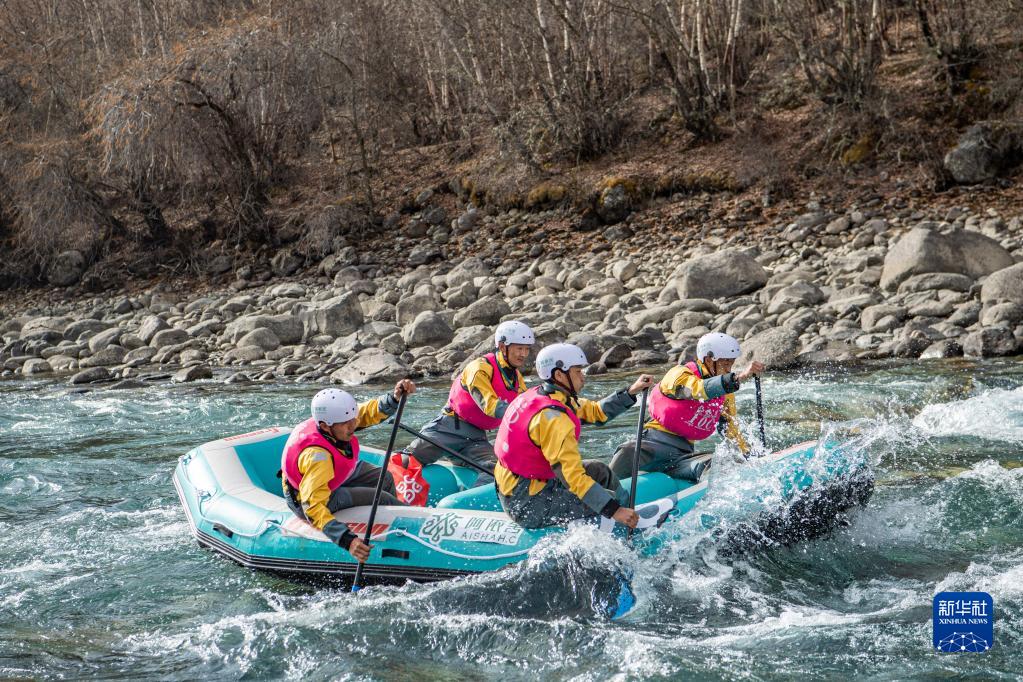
xmin=284 ymin=460 xmax=403 ymax=523
xmin=498 ymin=462 xmax=629 ymax=529
xmin=325 ymin=460 xmax=402 ymax=510
xmin=609 ymin=428 xmax=708 ymax=482
xmin=405 ymin=413 xmax=497 ymax=487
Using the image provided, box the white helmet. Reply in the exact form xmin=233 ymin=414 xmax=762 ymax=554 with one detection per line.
xmin=696 ymin=332 xmax=741 ymax=363
xmin=311 ymin=388 xmax=358 ymax=425
xmin=535 ymin=343 xmax=588 ymax=380
xmin=495 ymin=320 xmax=535 ymax=347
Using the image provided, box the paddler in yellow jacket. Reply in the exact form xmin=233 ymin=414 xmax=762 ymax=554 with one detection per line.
xmin=493 ymin=343 xmax=656 ymax=529
xmin=280 ymin=380 xmax=416 ymax=561
xmin=610 ymin=332 xmax=764 ymax=481
xmin=404 ymin=321 xmax=535 ymax=486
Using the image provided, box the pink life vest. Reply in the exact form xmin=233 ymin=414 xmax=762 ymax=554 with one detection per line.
xmin=446 ymin=352 xmax=521 ymax=431
xmin=281 ymin=418 xmax=360 ymax=491
xmin=648 ymin=361 xmax=726 ymax=441
xmin=495 ymin=386 xmax=581 ymax=480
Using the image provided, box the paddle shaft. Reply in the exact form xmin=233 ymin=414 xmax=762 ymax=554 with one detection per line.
xmin=754 ymin=375 xmax=766 ymax=447
xmin=395 ymin=423 xmax=493 ymax=476
xmin=351 ymin=390 xmax=408 ymax=592
xmin=626 ymin=388 xmax=649 ymax=541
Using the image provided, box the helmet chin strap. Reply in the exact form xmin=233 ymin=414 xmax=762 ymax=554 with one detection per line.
xmin=551 ymin=368 xmax=580 ymax=404
xmin=317 ymin=421 xmax=339 ymax=443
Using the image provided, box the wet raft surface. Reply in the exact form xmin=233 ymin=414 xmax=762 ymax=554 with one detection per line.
xmin=1 ymin=361 xmax=1022 ymax=679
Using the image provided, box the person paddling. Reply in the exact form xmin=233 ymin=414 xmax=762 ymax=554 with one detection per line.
xmin=404 ymin=321 xmax=535 ymax=486
xmin=610 ymin=332 xmax=763 ymax=481
xmin=281 ymin=380 xmax=416 ymax=561
xmin=494 ymin=343 xmax=655 ymax=530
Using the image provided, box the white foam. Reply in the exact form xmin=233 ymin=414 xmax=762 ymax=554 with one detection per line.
xmin=913 ymin=386 xmax=1023 ymax=442
xmin=1 ymin=475 xmax=62 ymax=495
xmin=935 ymin=549 xmax=1023 ymax=600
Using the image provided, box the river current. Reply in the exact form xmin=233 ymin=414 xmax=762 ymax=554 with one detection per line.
xmin=1 ymin=360 xmax=1021 ymax=680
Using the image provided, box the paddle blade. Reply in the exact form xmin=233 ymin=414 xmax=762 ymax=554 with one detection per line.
xmin=609 ymin=571 xmax=636 ymax=620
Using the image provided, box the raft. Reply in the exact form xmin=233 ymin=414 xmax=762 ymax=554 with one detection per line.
xmin=173 ymin=427 xmax=873 ymax=585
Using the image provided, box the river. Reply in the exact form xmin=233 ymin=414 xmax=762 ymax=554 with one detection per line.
xmin=1 ymin=360 xmax=1021 ymax=680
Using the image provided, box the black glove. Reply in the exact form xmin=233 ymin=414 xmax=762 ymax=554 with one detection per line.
xmin=322 ymin=520 xmax=357 ymax=551
xmin=721 ymin=372 xmax=740 ymax=393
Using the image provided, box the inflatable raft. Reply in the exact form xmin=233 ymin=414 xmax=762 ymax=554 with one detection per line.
xmin=173 ymin=427 xmax=872 ymax=585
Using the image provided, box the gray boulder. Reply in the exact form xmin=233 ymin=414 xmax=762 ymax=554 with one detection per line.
xmin=123 ymin=347 xmax=158 ymax=367
xmin=611 ymin=260 xmax=638 ymax=283
xmin=301 ymin=293 xmax=364 ymax=340
xmin=79 ymin=346 xmax=127 ymax=367
xmin=453 ymin=296 xmax=511 ymax=328
xmin=565 ymin=332 xmax=608 ymax=363
xmin=47 ymin=250 xmax=86 ymax=287
xmin=980 ymin=262 xmax=1023 ymax=304
xmin=445 ymin=257 xmax=490 ymax=288
xmin=962 ymin=327 xmax=1019 ymax=358
xmin=880 ymin=226 xmax=1014 ymax=290
xmin=948 ymin=302 xmax=982 ymax=327
xmin=448 ymin=325 xmax=492 ymax=351
xmin=944 ymin=122 xmax=1022 ymax=184
xmin=890 ymin=328 xmax=933 ymax=359
xmin=187 ymin=320 xmax=224 ymax=338
xmin=408 ymin=244 xmax=442 ymax=266
xmin=627 ymin=304 xmax=681 ymax=332
xmin=22 ymin=317 xmax=72 ymax=336
xmin=861 ymin=304 xmax=908 ymax=333
xmin=766 ymin=281 xmax=825 ymax=315
xmin=223 ymin=346 xmax=266 ymax=364
xmin=672 ymin=250 xmax=768 ymax=300
xmin=237 ymin=327 xmax=281 ymax=351
xmin=897 ymin=272 xmax=974 ymax=294
xmin=271 ymin=248 xmax=302 ymax=276
xmin=980 ymin=302 xmax=1023 ymax=328
xmin=63 ymin=319 xmax=108 ymax=341
xmin=678 ymin=299 xmax=719 ymax=313
xmin=172 ymin=365 xmax=213 ymax=383
xmin=671 ymin=311 xmax=714 ymax=334
xmin=70 ymin=367 xmax=111 ymax=385
xmin=137 ymin=315 xmax=170 ymax=344
xmin=599 ymin=343 xmax=632 ymax=368
xmin=331 ymin=348 xmax=409 ymax=385
xmin=269 ymin=282 xmax=306 ymax=298
xmin=444 ymin=282 xmax=479 ymax=309
xmin=920 ymin=339 xmax=963 ymax=360
xmin=87 ymin=327 xmax=122 ymax=353
xmin=47 ymin=355 xmax=77 ymax=372
xmin=380 ymin=333 xmax=406 ymax=356
xmin=363 ymin=300 xmax=397 ymax=323
xmin=909 ymin=299 xmax=954 ymax=318
xmin=22 ymin=358 xmax=53 ymax=375
xmin=403 ymin=311 xmax=454 ymax=348
xmin=736 ymin=327 xmax=801 ymax=369
xmin=396 ymin=293 xmax=439 ymax=326
xmin=150 ymin=328 xmax=189 ymax=349
xmin=225 ymin=314 xmax=303 ymax=345
xmin=597 ymin=182 xmax=632 ymax=224
xmin=566 ymin=267 xmax=604 ymax=291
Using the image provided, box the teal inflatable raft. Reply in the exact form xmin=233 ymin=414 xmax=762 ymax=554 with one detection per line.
xmin=173 ymin=427 xmax=872 ymax=584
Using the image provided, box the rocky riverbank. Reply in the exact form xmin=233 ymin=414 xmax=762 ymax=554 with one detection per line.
xmin=2 ymin=203 xmax=1022 ymax=388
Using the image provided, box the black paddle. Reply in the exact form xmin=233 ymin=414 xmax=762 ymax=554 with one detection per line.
xmin=351 ymin=389 xmax=408 ymax=592
xmin=394 ymin=423 xmax=493 ymax=476
xmin=754 ymin=375 xmax=766 ymax=448
xmin=626 ymin=388 xmax=649 ymax=541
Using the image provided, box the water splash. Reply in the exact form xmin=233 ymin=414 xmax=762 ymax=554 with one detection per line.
xmin=1 ymin=361 xmax=1022 ymax=679
xmin=912 ymin=386 xmax=1023 ymax=443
